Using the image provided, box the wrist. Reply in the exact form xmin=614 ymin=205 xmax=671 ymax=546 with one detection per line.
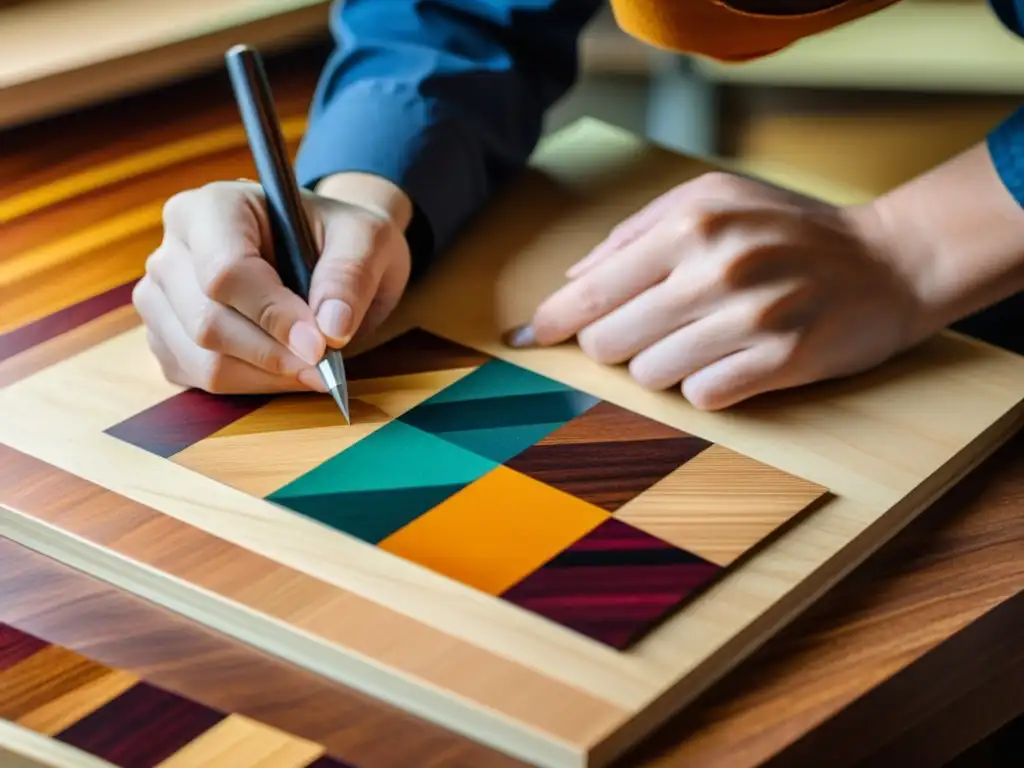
xmin=315 ymin=172 xmax=414 ymax=231
xmin=846 ymin=143 xmax=1024 ymax=341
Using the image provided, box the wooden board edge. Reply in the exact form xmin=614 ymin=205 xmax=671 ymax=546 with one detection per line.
xmin=584 ymin=400 xmax=1024 ymax=766
xmin=0 ymin=719 xmax=117 ymax=768
xmin=0 ymin=512 xmax=586 ymax=768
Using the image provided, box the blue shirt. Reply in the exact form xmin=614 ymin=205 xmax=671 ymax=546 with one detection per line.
xmin=294 ymin=0 xmax=1024 ymax=274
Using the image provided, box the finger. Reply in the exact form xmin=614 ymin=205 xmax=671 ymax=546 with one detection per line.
xmin=150 ymin=245 xmax=312 ymax=377
xmin=575 ymin=262 xmax=725 ymax=365
xmin=627 ymin=305 xmax=759 ymax=391
xmin=566 ymin=193 xmax=678 ymax=279
xmin=135 ymin=275 xmax=324 ymax=395
xmin=308 ymin=207 xmax=407 ymax=347
xmin=164 ymin=184 xmax=326 ymax=367
xmin=526 ymin=225 xmax=679 ymax=348
xmin=680 ymin=337 xmax=798 ymax=411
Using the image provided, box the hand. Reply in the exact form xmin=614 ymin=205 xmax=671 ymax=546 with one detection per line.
xmin=508 ymin=172 xmax=931 ymax=410
xmin=134 ymin=176 xmax=412 ymax=394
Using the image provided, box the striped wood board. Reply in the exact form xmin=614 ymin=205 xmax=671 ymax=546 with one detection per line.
xmin=0 ymin=620 xmax=351 ymax=768
xmin=2 ymin=119 xmax=1024 ymax=767
xmin=0 ymin=536 xmax=523 ymax=768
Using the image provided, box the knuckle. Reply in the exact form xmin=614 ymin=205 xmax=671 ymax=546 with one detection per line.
xmin=252 ymin=347 xmax=286 ymax=376
xmin=681 ymin=379 xmax=720 ymax=411
xmin=571 ymin=279 xmax=610 ymax=320
xmin=255 ymin=300 xmax=292 ymax=340
xmin=192 ymin=304 xmax=225 ymax=350
xmin=627 ymin=357 xmax=663 ymax=390
xmin=195 ymin=354 xmax=229 ymax=394
xmin=313 ymin=256 xmax=377 ymax=309
xmin=577 ymin=326 xmax=621 ymax=366
xmin=162 ymin=188 xmax=201 ymax=227
xmin=143 ymin=245 xmax=174 ymax=288
xmin=131 ymin=276 xmax=153 ymax=313
xmin=199 ymin=258 xmax=242 ymax=303
xmin=691 ymin=207 xmax=729 ymax=239
xmin=695 ymin=171 xmax=739 ymax=194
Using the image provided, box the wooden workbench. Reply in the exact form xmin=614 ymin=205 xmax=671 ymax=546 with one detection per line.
xmin=1 ymin=44 xmax=1021 ymax=767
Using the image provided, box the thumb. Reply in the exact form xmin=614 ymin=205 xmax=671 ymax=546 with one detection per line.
xmin=307 ymin=206 xmax=409 ymax=347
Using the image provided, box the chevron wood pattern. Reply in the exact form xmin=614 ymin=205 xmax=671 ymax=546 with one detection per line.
xmin=96 ymin=326 xmax=826 ymax=650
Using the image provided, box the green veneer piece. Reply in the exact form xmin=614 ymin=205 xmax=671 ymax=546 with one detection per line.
xmin=272 ymin=483 xmax=470 ymax=544
xmin=426 ymin=359 xmax=573 ymax=404
xmin=267 ymin=420 xmax=499 ymax=542
xmin=269 ymin=420 xmax=497 ymax=498
xmin=433 ymin=422 xmax=567 ymax=464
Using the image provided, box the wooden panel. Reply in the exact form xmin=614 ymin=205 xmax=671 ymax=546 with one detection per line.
xmin=0 ymin=538 xmax=524 ymax=768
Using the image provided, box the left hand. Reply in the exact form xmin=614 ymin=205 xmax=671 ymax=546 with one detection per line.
xmin=507 ymin=172 xmax=932 ymax=410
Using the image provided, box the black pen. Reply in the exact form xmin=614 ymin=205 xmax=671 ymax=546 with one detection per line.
xmin=224 ymin=43 xmax=350 ymax=423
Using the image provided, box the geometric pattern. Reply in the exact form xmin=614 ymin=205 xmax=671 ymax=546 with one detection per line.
xmin=104 ymin=327 xmax=829 ymax=650
xmin=0 ymin=622 xmax=354 ymax=768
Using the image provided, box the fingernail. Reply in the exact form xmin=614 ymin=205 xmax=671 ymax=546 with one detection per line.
xmin=504 ymin=324 xmax=536 ymax=348
xmin=289 ymin=322 xmax=324 ymax=366
xmin=298 ymin=368 xmax=328 ymax=392
xmin=317 ymin=299 xmax=353 ymax=344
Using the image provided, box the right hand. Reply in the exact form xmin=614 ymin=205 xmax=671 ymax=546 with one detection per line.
xmin=134 ymin=177 xmax=412 ymax=394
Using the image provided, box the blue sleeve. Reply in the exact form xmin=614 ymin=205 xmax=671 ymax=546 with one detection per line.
xmin=294 ymin=0 xmax=603 ymax=275
xmin=986 ymin=0 xmax=1024 ymax=206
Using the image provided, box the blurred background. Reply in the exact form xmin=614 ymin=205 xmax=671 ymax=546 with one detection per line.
xmin=4 ymin=0 xmax=1024 ymax=205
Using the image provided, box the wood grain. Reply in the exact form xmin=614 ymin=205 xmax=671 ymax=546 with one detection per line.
xmin=0 ymin=443 xmax=629 ymax=757
xmin=630 ymin=428 xmax=1024 ymax=767
xmin=2 ymin=42 xmax=1022 ymax=767
xmin=0 ymin=537 xmax=521 ymax=768
xmin=0 ymin=303 xmax=141 ymax=388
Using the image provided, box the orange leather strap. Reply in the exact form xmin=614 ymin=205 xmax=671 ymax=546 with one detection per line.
xmin=607 ymin=0 xmax=902 ymax=60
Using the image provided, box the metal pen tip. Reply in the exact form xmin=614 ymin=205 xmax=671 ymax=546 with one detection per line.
xmin=316 ymin=350 xmax=350 ymax=424
xmin=328 ymin=386 xmax=350 ymax=424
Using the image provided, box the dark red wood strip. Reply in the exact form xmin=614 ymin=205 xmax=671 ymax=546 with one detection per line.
xmin=0 ymin=622 xmax=48 ymax=671
xmin=505 ymin=401 xmax=710 ymax=511
xmin=0 ymin=279 xmax=137 ymax=363
xmin=500 ymin=517 xmax=723 ymax=649
xmin=346 ymin=328 xmax=491 ymax=381
xmin=54 ymin=681 xmax=226 ymax=767
xmin=303 ymin=756 xmax=358 ymax=768
xmin=104 ymin=388 xmax=272 ymax=457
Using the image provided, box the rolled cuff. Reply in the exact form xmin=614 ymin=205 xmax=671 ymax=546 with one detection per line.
xmin=986 ymin=104 xmax=1024 ymax=208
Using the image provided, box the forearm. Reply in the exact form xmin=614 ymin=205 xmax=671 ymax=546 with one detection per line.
xmin=859 ymin=135 xmax=1024 ymax=338
xmin=295 ymin=0 xmax=601 ymax=276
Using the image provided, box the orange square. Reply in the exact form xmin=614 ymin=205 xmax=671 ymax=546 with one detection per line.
xmin=378 ymin=465 xmax=608 ymax=595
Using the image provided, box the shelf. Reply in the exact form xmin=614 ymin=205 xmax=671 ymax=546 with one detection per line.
xmin=0 ymin=0 xmax=331 ymax=127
